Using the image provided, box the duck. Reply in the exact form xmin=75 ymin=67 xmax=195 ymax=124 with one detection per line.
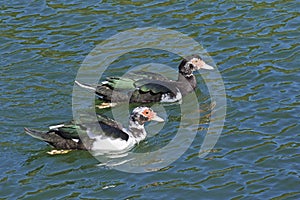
xmin=75 ymin=55 xmax=213 ymax=106
xmin=24 ymin=107 xmax=164 ymax=153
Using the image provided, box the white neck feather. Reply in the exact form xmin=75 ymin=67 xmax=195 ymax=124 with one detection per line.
xmin=128 ymin=120 xmax=147 ymax=143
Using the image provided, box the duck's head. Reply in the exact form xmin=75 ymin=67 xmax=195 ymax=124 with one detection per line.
xmin=130 ymin=107 xmax=164 ymax=125
xmin=178 ymin=55 xmax=214 ymax=77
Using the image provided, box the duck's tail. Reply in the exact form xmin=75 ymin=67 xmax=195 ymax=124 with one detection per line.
xmin=24 ymin=128 xmax=87 ymax=150
xmin=74 ymin=80 xmax=96 ymax=91
xmin=24 ymin=127 xmax=63 ymax=143
xmin=24 ymin=127 xmax=49 ymax=141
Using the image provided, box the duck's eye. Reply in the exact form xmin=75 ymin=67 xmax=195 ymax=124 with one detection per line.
xmin=142 ymin=109 xmax=152 ymax=116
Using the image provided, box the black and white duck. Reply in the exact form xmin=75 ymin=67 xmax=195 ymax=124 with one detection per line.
xmin=75 ymin=55 xmax=213 ymax=106
xmin=24 ymin=107 xmax=164 ymax=153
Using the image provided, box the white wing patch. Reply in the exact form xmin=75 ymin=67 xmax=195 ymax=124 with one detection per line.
xmin=72 ymin=139 xmax=79 ymax=143
xmin=160 ymin=89 xmax=182 ymax=103
xmin=49 ymin=124 xmax=65 ymax=130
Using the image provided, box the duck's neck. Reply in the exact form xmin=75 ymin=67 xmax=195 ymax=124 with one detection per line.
xmin=177 ymin=73 xmax=197 ymax=95
xmin=128 ymin=121 xmax=147 ymax=143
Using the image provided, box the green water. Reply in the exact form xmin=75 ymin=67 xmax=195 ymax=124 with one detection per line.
xmin=1 ymin=1 xmax=299 ymax=199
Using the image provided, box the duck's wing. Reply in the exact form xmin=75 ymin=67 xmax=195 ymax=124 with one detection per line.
xmin=50 ymin=121 xmax=86 ymax=140
xmin=103 ymin=77 xmax=136 ymax=90
xmin=95 ymin=114 xmax=130 ymax=141
xmin=130 ymin=79 xmax=181 ymax=103
xmin=99 ymin=78 xmax=182 ymax=103
xmin=75 ymin=77 xmax=136 ymax=101
xmin=56 ymin=114 xmax=130 ymax=141
xmin=102 ymin=71 xmax=170 ymax=90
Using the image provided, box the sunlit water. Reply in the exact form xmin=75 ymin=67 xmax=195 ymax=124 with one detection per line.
xmin=1 ymin=1 xmax=299 ymax=199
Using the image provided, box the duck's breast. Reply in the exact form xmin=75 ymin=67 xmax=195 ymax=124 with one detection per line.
xmin=91 ymin=135 xmax=135 ymax=151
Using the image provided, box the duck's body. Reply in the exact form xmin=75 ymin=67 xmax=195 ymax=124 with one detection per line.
xmin=24 ymin=107 xmax=164 ymax=152
xmin=75 ymin=55 xmax=213 ymax=105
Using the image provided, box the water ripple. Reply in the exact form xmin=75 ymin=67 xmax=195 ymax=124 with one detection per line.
xmin=1 ymin=0 xmax=299 ymax=199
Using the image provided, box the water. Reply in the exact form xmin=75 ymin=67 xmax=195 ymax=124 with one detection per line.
xmin=1 ymin=0 xmax=299 ymax=199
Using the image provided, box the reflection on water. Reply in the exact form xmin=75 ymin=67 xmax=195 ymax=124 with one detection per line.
xmin=1 ymin=1 xmax=299 ymax=199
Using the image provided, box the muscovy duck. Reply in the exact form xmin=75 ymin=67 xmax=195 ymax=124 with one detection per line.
xmin=75 ymin=55 xmax=213 ymax=105
xmin=24 ymin=107 xmax=164 ymax=153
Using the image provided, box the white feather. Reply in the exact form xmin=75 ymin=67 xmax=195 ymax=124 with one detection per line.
xmin=74 ymin=80 xmax=96 ymax=91
xmin=49 ymin=124 xmax=64 ymax=130
xmin=72 ymin=139 xmax=79 ymax=143
xmin=160 ymin=89 xmax=182 ymax=103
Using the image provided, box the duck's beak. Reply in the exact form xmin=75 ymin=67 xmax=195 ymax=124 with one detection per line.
xmin=192 ymin=59 xmax=214 ymax=70
xmin=200 ymin=62 xmax=214 ymax=70
xmin=151 ymin=114 xmax=164 ymax=122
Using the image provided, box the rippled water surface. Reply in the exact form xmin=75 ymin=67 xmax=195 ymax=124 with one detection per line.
xmin=1 ymin=1 xmax=299 ymax=199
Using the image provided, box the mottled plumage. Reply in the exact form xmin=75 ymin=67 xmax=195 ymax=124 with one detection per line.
xmin=24 ymin=107 xmax=164 ymax=152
